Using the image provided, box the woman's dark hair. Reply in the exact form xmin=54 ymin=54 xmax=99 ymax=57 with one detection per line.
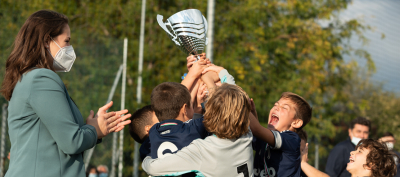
xmin=1 ymin=10 xmax=68 ymax=101
xmin=356 ymin=139 xmax=398 ymax=177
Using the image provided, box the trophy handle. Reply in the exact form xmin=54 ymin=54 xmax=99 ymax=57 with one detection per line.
xmin=202 ymin=15 xmax=209 ymax=45
xmin=157 ymin=15 xmax=180 ymax=46
xmin=202 ymin=15 xmax=208 ymax=34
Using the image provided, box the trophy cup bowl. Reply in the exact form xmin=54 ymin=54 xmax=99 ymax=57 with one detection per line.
xmin=157 ymin=9 xmax=208 ymax=60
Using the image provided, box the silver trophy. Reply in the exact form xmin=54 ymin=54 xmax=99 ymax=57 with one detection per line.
xmin=157 ymin=9 xmax=208 ymax=60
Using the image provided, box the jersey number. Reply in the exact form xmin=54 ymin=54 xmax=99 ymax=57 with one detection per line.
xmin=237 ymin=163 xmax=249 ymax=177
xmin=157 ymin=141 xmax=178 ymax=158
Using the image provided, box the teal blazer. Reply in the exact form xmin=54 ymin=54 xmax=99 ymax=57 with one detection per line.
xmin=6 ymin=68 xmax=98 ymax=177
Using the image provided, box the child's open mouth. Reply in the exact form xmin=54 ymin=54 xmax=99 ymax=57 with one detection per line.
xmin=348 ymin=157 xmax=355 ymax=164
xmin=269 ymin=113 xmax=279 ymax=126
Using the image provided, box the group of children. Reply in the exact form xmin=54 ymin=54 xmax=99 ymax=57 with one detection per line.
xmin=128 ymin=54 xmax=397 ymax=177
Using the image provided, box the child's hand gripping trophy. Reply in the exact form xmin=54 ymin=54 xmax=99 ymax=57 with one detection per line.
xmin=181 ymin=57 xmax=208 ymax=91
xmin=186 ymin=53 xmax=210 ymax=71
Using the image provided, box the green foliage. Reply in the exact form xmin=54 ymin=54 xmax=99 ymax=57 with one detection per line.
xmin=340 ymin=68 xmax=400 ymax=141
xmin=1 ymin=0 xmax=399 ymax=176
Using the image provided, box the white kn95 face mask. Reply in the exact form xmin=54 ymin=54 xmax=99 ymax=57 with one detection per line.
xmin=48 ymin=38 xmax=76 ymax=72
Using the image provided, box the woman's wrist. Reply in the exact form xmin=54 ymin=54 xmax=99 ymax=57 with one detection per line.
xmin=87 ymin=120 xmax=103 ymax=139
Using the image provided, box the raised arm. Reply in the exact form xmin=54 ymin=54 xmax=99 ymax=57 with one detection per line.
xmin=301 ymin=162 xmax=330 ymax=177
xmin=201 ymin=72 xmax=217 ymax=95
xmin=189 ymin=79 xmax=200 ymax=111
xmin=250 ymin=98 xmax=258 ymax=120
xmin=249 ymin=112 xmax=276 ymax=146
xmin=301 ymin=143 xmax=330 ymax=177
xmin=202 ymin=65 xmax=235 ymax=85
xmin=181 ymin=58 xmax=208 ymax=91
xmin=142 ymin=142 xmax=202 ymax=176
xmin=194 ymin=80 xmax=207 ymax=114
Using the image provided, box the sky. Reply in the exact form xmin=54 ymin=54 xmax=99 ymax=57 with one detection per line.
xmin=340 ymin=0 xmax=400 ymax=93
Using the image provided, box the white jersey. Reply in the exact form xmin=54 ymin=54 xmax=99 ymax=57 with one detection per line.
xmin=142 ymin=130 xmax=254 ymax=177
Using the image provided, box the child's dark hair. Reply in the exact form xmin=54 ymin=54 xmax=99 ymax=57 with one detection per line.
xmin=297 ymin=129 xmax=308 ymax=142
xmin=151 ymin=82 xmax=191 ymax=122
xmin=128 ymin=105 xmax=154 ymax=143
xmin=356 ymin=139 xmax=398 ymax=177
xmin=280 ymin=92 xmax=312 ymax=130
xmin=350 ymin=117 xmax=371 ymax=130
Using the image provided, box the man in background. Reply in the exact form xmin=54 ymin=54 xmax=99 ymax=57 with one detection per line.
xmin=97 ymin=165 xmax=108 ymax=177
xmin=325 ymin=117 xmax=371 ymax=177
xmin=379 ymin=132 xmax=400 ymax=177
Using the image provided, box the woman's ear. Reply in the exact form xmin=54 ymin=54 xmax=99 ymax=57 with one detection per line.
xmin=292 ymin=119 xmax=303 ymax=129
xmin=45 ymin=38 xmax=51 ymax=48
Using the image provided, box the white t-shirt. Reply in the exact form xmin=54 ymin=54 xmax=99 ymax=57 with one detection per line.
xmin=142 ymin=130 xmax=254 ymax=177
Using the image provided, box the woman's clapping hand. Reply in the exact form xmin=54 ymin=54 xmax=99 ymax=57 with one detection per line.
xmin=86 ymin=101 xmax=132 ymax=139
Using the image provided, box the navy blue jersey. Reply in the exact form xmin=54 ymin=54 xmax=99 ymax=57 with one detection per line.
xmin=253 ymin=130 xmax=301 ymax=177
xmin=300 ymin=170 xmax=307 ymax=177
xmin=140 ymin=137 xmax=151 ymax=161
xmin=394 ymin=151 xmax=400 ymax=177
xmin=149 ymin=118 xmax=208 ymax=159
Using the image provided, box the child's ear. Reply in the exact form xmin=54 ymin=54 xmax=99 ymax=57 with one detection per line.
xmin=292 ymin=119 xmax=303 ymax=129
xmin=363 ymin=163 xmax=373 ymax=171
xmin=175 ymin=104 xmax=190 ymax=122
xmin=181 ymin=103 xmax=188 ymax=116
xmin=144 ymin=125 xmax=152 ymax=135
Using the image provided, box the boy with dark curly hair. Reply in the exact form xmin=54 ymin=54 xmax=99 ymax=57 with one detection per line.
xmin=348 ymin=139 xmax=398 ymax=177
xmin=301 ymin=139 xmax=398 ymax=177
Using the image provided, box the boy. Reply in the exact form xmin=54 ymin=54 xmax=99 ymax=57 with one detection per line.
xmin=143 ymin=84 xmax=254 ymax=177
xmin=297 ymin=129 xmax=308 ymax=177
xmin=297 ymin=129 xmax=308 ymax=161
xmin=300 ymin=139 xmax=398 ymax=177
xmin=148 ymin=55 xmax=219 ymax=158
xmin=149 ymin=82 xmax=210 ymax=159
xmin=250 ymin=92 xmax=312 ymax=177
xmin=128 ymin=105 xmax=159 ymax=160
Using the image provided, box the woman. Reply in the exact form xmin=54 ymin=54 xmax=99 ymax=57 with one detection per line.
xmin=1 ymin=10 xmax=131 ymax=177
xmin=301 ymin=139 xmax=398 ymax=177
